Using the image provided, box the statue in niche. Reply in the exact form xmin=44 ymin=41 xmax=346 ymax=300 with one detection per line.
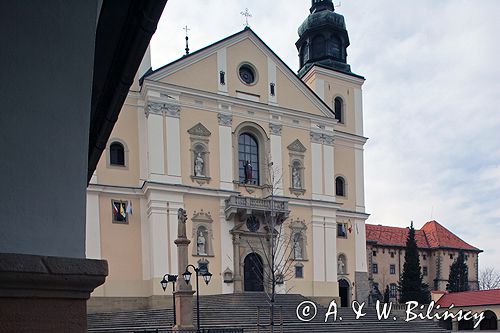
xmin=244 ymin=160 xmax=253 ymax=183
xmin=292 ymin=166 xmax=301 ymax=188
xmin=338 ymin=256 xmax=345 ymax=274
xmin=294 ymin=233 xmax=303 ymax=260
xmin=177 ymin=208 xmax=187 ymax=239
xmin=197 ymin=230 xmax=207 ymax=255
xmin=194 ymin=152 xmax=204 ymax=177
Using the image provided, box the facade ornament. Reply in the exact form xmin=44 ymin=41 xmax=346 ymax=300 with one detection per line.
xmin=194 ymin=152 xmax=205 ymax=177
xmin=177 ymin=208 xmax=188 ymax=239
xmin=165 ymin=103 xmax=181 ymax=118
xmin=323 ymin=134 xmax=334 ymax=146
xmin=188 ymin=122 xmax=211 ymax=137
xmin=310 ymin=131 xmax=323 ymax=144
xmin=292 ymin=166 xmax=301 ymax=189
xmin=269 ymin=123 xmax=282 ymax=136
xmin=338 ymin=256 xmax=345 ymax=274
xmin=197 ymin=230 xmax=207 ymax=255
xmin=218 ymin=113 xmax=232 ymax=126
xmin=287 ymin=139 xmax=307 ymax=153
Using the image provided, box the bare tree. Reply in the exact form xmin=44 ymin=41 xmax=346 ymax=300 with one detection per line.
xmin=479 ymin=267 xmax=500 ymax=290
xmin=245 ymin=161 xmax=306 ymax=333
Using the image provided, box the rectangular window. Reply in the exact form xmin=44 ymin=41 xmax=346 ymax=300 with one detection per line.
xmin=390 ymin=252 xmax=395 ymax=258
xmin=112 ymin=200 xmax=128 ymax=223
xmin=449 ymin=254 xmax=454 ymax=260
xmin=372 ymin=263 xmax=378 ymax=274
xmin=390 ymin=264 xmax=396 ymax=275
xmin=219 ymin=71 xmax=225 ymax=85
xmin=270 ymin=83 xmax=275 ymax=96
xmin=423 ymin=254 xmax=427 ymax=260
xmin=423 ymin=266 xmax=428 ymax=276
xmin=337 ymin=223 xmax=347 ymax=238
xmin=295 ymin=266 xmax=303 ymax=278
xmin=389 ymin=284 xmax=397 ymax=297
xmin=372 ymin=250 xmax=377 ymax=257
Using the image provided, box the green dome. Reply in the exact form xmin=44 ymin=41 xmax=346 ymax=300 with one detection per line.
xmin=298 ymin=9 xmax=346 ymax=37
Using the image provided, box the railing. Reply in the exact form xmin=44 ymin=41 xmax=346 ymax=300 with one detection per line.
xmin=225 ymin=195 xmax=289 ymax=219
xmin=133 ymin=329 xmax=243 ymax=333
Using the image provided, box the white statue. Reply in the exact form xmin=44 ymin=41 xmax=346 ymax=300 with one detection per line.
xmin=197 ymin=230 xmax=206 ymax=255
xmin=194 ymin=152 xmax=204 ymax=176
xmin=294 ymin=234 xmax=302 ymax=259
xmin=292 ymin=166 xmax=301 ymax=188
xmin=338 ymin=256 xmax=345 ymax=274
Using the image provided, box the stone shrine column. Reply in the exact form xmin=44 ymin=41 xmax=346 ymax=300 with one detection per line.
xmin=269 ymin=123 xmax=283 ymax=195
xmin=218 ymin=113 xmax=233 ymax=191
xmin=174 ymin=208 xmax=195 ymax=330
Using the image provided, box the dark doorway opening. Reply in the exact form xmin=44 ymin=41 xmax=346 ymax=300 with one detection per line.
xmin=480 ymin=310 xmax=498 ymax=331
xmin=244 ymin=253 xmax=264 ymax=292
xmin=338 ymin=279 xmax=350 ymax=307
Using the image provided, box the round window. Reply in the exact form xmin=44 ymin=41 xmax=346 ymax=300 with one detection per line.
xmin=246 ymin=216 xmax=260 ymax=232
xmin=239 ymin=64 xmax=256 ymax=85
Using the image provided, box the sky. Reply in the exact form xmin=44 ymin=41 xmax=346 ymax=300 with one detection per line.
xmin=150 ymin=1 xmax=500 ymax=270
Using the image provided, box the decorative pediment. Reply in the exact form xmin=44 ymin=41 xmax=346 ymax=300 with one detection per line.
xmin=192 ymin=209 xmax=213 ymax=223
xmin=287 ymin=139 xmax=307 ymax=153
xmin=290 ymin=218 xmax=307 ymax=231
xmin=188 ymin=123 xmax=211 ymax=137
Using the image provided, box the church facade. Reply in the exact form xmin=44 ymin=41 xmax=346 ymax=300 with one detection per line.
xmin=86 ymin=0 xmax=369 ymax=308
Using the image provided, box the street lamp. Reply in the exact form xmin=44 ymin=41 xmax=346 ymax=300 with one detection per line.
xmin=183 ymin=264 xmax=212 ymax=333
xmin=160 ymin=273 xmax=178 ymax=326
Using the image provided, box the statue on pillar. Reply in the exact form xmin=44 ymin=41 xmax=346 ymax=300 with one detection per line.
xmin=177 ymin=208 xmax=187 ymax=239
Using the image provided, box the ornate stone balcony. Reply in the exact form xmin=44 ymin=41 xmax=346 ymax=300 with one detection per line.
xmin=224 ymin=195 xmax=289 ymax=220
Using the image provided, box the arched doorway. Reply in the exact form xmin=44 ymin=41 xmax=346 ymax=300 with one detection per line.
xmin=480 ymin=310 xmax=498 ymax=331
xmin=458 ymin=318 xmax=474 ymax=331
xmin=244 ymin=253 xmax=264 ymax=292
xmin=338 ymin=279 xmax=350 ymax=307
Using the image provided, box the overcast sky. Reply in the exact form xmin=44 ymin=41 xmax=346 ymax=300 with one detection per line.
xmin=150 ymin=1 xmax=500 ymax=270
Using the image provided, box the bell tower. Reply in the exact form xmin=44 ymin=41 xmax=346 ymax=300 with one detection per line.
xmin=296 ymin=0 xmax=351 ymax=77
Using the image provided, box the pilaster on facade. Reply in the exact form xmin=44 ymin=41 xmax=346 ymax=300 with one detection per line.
xmin=269 ymin=123 xmax=283 ymax=195
xmin=310 ymin=130 xmax=335 ymax=202
xmin=218 ymin=112 xmax=234 ymax=191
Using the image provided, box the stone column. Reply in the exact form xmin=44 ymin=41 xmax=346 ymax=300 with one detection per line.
xmin=233 ymin=233 xmax=243 ymax=293
xmin=174 ymin=208 xmax=195 ymax=330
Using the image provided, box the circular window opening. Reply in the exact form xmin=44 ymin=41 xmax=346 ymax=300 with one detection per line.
xmin=239 ymin=64 xmax=256 ymax=85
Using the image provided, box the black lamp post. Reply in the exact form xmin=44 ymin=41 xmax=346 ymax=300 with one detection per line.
xmin=160 ymin=273 xmax=178 ymax=326
xmin=183 ymin=264 xmax=212 ymax=333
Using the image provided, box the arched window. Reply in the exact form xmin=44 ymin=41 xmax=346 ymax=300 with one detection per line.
xmin=110 ymin=142 xmax=125 ymax=166
xmin=334 ymin=97 xmax=343 ymax=123
xmin=312 ymin=35 xmax=326 ymax=59
xmin=335 ymin=176 xmax=345 ymax=197
xmin=238 ymin=133 xmax=259 ymax=185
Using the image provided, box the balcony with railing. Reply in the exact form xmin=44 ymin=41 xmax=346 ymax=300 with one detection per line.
xmin=224 ymin=195 xmax=289 ymax=220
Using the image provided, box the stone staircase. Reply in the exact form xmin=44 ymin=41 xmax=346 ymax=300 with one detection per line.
xmin=88 ymin=293 xmax=450 ymax=333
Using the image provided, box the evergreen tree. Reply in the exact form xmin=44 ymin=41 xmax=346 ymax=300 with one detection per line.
xmin=447 ymin=251 xmax=470 ymax=293
xmin=398 ymin=221 xmax=430 ymax=303
xmin=383 ymin=285 xmax=390 ymax=303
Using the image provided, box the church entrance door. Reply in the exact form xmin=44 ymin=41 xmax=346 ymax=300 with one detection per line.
xmin=338 ymin=279 xmax=349 ymax=307
xmin=244 ymin=253 xmax=264 ymax=292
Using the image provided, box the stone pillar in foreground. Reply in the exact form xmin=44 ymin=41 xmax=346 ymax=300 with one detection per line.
xmin=0 ymin=253 xmax=107 ymax=333
xmin=174 ymin=208 xmax=195 ymax=330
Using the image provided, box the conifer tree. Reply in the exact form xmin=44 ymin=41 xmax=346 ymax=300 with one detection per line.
xmin=447 ymin=251 xmax=469 ymax=293
xmin=398 ymin=221 xmax=430 ymax=303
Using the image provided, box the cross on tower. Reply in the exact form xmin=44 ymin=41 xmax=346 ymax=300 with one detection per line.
xmin=240 ymin=8 xmax=252 ymax=27
xmin=183 ymin=25 xmax=190 ymax=55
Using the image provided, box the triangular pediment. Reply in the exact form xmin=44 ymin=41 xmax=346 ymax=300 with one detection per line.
xmin=287 ymin=139 xmax=307 ymax=153
xmin=187 ymin=122 xmax=211 ymax=137
xmin=144 ymin=28 xmax=334 ymax=118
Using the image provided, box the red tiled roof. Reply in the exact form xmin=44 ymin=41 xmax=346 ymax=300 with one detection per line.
xmin=436 ymin=289 xmax=500 ymax=307
xmin=366 ymin=221 xmax=480 ymax=251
